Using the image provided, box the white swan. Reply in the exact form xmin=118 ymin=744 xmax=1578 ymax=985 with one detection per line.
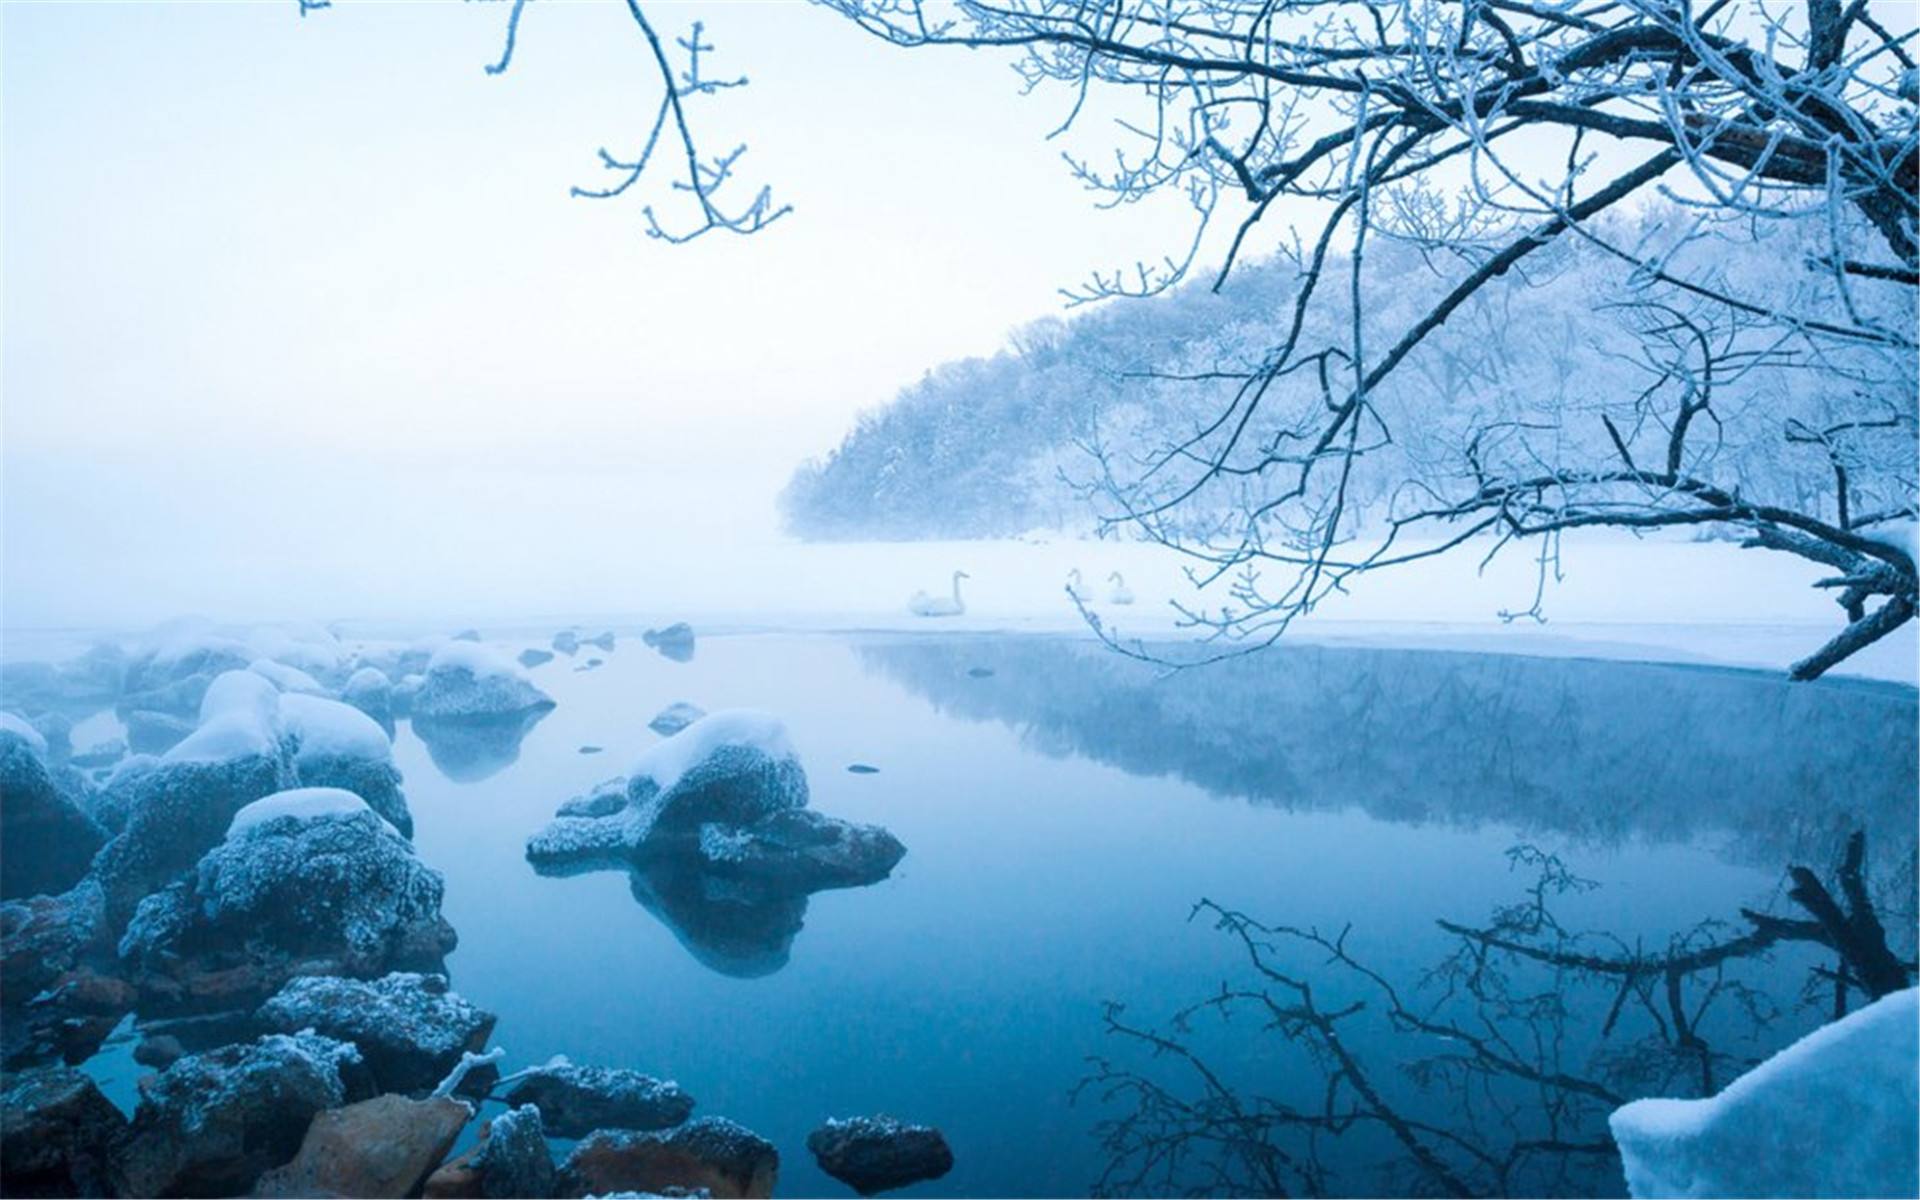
xmin=1066 ymin=568 xmax=1089 ymax=603
xmin=1107 ymin=571 xmax=1135 ymax=605
xmin=909 ymin=571 xmax=969 ymax=617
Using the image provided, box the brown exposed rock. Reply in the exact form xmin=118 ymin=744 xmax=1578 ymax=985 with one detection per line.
xmin=558 ymin=1117 xmax=776 ymax=1199
xmin=252 ymin=1094 xmax=471 ymax=1198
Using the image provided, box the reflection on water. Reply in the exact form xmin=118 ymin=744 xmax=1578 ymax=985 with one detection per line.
xmin=411 ymin=707 xmax=551 ymax=783
xmin=345 ymin=632 xmax=1913 ymax=1198
xmin=856 ymin=637 xmax=1918 ymax=888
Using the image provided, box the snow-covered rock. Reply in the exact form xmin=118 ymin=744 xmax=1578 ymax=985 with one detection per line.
xmin=90 ymin=709 xmax=293 ymax=920
xmin=119 ymin=805 xmax=457 ymax=1012
xmin=0 ymin=720 xmax=105 ymax=900
xmin=248 ymin=657 xmax=328 ymax=696
xmin=341 ymin=665 xmax=396 ymax=729
xmin=503 ymin=1059 xmax=695 ymax=1138
xmin=278 ymin=694 xmax=412 ymax=836
xmin=115 ymin=1031 xmax=366 ymax=1198
xmin=526 ymin=711 xmax=808 ymax=865
xmin=413 ymin=643 xmax=555 ymax=720
xmin=1609 ymin=987 xmax=1919 ymax=1198
xmin=255 ymin=972 xmax=497 ymax=1096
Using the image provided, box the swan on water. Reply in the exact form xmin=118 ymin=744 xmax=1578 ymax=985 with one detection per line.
xmin=910 ymin=571 xmax=969 ymax=617
xmin=1107 ymin=572 xmax=1135 ymax=605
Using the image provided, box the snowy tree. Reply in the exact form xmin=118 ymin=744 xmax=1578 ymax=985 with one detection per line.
xmin=415 ymin=0 xmax=1917 ymax=678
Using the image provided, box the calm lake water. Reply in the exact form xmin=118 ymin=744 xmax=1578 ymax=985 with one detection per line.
xmin=80 ymin=631 xmax=1920 ymax=1197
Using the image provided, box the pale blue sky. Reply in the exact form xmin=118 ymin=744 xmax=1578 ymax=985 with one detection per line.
xmin=3 ymin=0 xmax=1231 ymax=627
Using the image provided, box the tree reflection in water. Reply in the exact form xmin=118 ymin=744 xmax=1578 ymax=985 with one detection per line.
xmin=1077 ymin=838 xmax=1915 ymax=1199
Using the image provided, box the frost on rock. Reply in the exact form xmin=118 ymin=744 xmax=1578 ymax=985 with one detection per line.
xmin=1 ymin=721 xmax=105 ymax=901
xmin=115 ymin=1030 xmax=364 ymax=1198
xmin=90 ymin=715 xmax=294 ymax=922
xmin=806 ymin=1115 xmax=956 ymax=1196
xmin=256 ymin=971 xmax=497 ymax=1096
xmin=476 ymin=1103 xmax=557 ymax=1199
xmin=119 ymin=808 xmax=457 ymax=1013
xmin=1609 ymin=987 xmax=1919 ymax=1198
xmin=413 ymin=642 xmax=556 ymax=720
xmin=503 ymin=1061 xmax=695 ymax=1138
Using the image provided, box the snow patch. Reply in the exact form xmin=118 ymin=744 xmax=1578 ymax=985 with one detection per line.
xmin=629 ymin=709 xmax=795 ymax=794
xmin=279 ymin=693 xmax=392 ymax=764
xmin=1609 ymin=987 xmax=1918 ymax=1198
xmin=163 ymin=709 xmax=280 ymax=765
xmin=0 ymin=711 xmax=49 ymax=758
xmin=200 ymin=669 xmax=283 ymax=726
xmin=248 ymin=657 xmax=328 ymax=695
xmin=226 ymin=787 xmax=382 ymax=838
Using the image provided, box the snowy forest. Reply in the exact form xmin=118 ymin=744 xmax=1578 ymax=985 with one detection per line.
xmin=2 ymin=0 xmax=1917 ymax=1198
xmin=783 ymin=210 xmax=1914 ymax=546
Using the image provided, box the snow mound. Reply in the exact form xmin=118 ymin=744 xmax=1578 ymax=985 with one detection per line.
xmin=1609 ymin=987 xmax=1918 ymax=1198
xmin=630 ymin=709 xmax=794 ymax=795
xmin=413 ymin=643 xmax=554 ymax=720
xmin=0 ymin=711 xmax=49 ymax=759
xmin=226 ymin=787 xmax=381 ymax=838
xmin=426 ymin=641 xmax=526 ymax=680
xmin=279 ymin=694 xmax=392 ymax=764
xmin=199 ymin=669 xmax=282 ymax=725
xmin=162 ymin=709 xmax=280 ymax=766
xmin=248 ymin=658 xmax=328 ymax=696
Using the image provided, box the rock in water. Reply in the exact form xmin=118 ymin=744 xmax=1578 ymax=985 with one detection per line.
xmin=423 ymin=1103 xmax=557 ymax=1200
xmin=504 ymin=1061 xmax=694 ymax=1138
xmin=0 ymin=1066 xmax=128 ymax=1197
xmin=115 ymin=1031 xmax=364 ymax=1198
xmin=696 ymin=810 xmax=906 ymax=892
xmin=0 ymin=720 xmax=106 ymax=900
xmin=341 ymin=666 xmax=396 ymax=730
xmin=478 ymin=1104 xmax=557 ymax=1198
xmin=648 ymin=701 xmax=707 ymax=737
xmin=0 ymin=886 xmax=131 ymax=1066
xmin=1609 ymin=987 xmax=1919 ymax=1198
xmin=413 ymin=643 xmax=555 ymax=720
xmin=558 ymin=1117 xmax=777 ymax=1199
xmin=642 ymin=623 xmax=697 ymax=663
xmin=256 ymin=972 xmax=497 ymax=1096
xmin=279 ymin=692 xmax=414 ymax=837
xmin=253 ymin=1094 xmax=473 ymax=1199
xmin=69 ymin=738 xmax=128 ymax=771
xmin=806 ymin=1116 xmax=956 ymax=1195
xmin=119 ymin=802 xmax=457 ymax=1013
xmin=519 ymin=648 xmax=555 ymax=669
xmin=122 ymin=709 xmax=198 ymax=755
xmin=551 ymin=630 xmax=581 ymax=656
xmin=527 ymin=711 xmax=810 ymax=866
